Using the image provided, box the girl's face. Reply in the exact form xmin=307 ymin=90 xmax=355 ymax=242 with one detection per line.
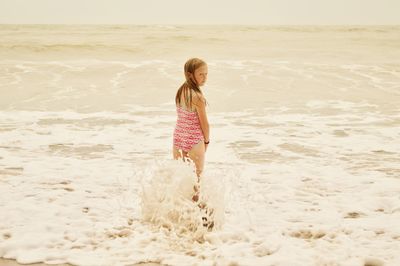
xmin=193 ymin=65 xmax=208 ymax=87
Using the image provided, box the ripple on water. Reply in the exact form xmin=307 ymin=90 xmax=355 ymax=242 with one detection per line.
xmin=48 ymin=143 xmax=114 ymax=159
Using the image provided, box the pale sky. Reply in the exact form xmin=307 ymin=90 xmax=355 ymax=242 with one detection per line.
xmin=0 ymin=0 xmax=399 ymax=25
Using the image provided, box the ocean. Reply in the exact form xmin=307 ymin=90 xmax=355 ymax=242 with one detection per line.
xmin=0 ymin=25 xmax=400 ymax=266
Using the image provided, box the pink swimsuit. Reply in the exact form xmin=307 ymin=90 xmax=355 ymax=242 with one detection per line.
xmin=173 ymin=106 xmax=204 ymax=152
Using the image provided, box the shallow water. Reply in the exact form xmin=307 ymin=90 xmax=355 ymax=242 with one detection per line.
xmin=1 ymin=25 xmax=400 ymax=265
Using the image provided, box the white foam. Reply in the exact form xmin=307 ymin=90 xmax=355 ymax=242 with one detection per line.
xmin=140 ymin=160 xmax=225 ymax=238
xmin=0 ymin=104 xmax=399 ymax=265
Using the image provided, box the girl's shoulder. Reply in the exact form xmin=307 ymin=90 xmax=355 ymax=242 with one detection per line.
xmin=192 ymin=92 xmax=206 ymax=105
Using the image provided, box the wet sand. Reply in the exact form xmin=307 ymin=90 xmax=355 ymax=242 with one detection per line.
xmin=0 ymin=258 xmax=163 ymax=266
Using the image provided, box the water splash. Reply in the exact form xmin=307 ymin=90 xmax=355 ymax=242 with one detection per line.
xmin=140 ymin=160 xmax=225 ymax=241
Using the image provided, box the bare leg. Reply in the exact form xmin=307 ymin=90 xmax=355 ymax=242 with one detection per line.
xmin=188 ymin=141 xmax=205 ymax=178
xmin=182 ymin=150 xmax=189 ymax=162
xmin=172 ymin=146 xmax=182 ymax=160
xmin=186 ymin=142 xmax=213 ymax=229
xmin=188 ymin=141 xmax=205 ymax=201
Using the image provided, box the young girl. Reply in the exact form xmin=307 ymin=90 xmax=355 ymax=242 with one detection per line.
xmin=173 ymin=58 xmax=209 ymax=201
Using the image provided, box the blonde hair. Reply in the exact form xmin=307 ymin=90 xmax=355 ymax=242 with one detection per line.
xmin=175 ymin=58 xmax=206 ymax=108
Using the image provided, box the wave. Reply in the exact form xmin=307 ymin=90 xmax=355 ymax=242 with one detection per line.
xmin=0 ymin=43 xmax=143 ymax=53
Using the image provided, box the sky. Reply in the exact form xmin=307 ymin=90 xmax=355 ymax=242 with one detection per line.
xmin=0 ymin=0 xmax=399 ymax=25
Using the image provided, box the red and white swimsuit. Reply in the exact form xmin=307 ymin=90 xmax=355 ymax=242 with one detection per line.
xmin=173 ymin=106 xmax=204 ymax=152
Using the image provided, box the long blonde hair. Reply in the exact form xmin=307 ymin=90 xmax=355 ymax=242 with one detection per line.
xmin=175 ymin=58 xmax=206 ymax=108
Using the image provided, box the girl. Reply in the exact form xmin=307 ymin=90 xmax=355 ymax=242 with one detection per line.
xmin=173 ymin=58 xmax=209 ymax=201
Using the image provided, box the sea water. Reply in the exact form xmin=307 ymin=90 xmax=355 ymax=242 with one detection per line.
xmin=0 ymin=25 xmax=400 ymax=265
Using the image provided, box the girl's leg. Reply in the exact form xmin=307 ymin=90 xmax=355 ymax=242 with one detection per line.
xmin=173 ymin=147 xmax=191 ymax=164
xmin=172 ymin=146 xmax=182 ymax=160
xmin=188 ymin=141 xmax=205 ymax=178
xmin=188 ymin=141 xmax=205 ymax=202
xmin=182 ymin=151 xmax=189 ymax=162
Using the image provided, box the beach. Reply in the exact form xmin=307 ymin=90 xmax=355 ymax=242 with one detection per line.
xmin=0 ymin=258 xmax=161 ymax=266
xmin=0 ymin=25 xmax=399 ymax=266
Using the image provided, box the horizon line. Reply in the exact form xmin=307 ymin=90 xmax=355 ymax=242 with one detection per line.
xmin=1 ymin=23 xmax=400 ymax=26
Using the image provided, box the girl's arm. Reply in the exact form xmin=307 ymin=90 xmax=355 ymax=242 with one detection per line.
xmin=193 ymin=94 xmax=209 ymax=144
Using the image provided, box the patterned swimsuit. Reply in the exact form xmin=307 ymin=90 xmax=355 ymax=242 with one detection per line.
xmin=173 ymin=106 xmax=204 ymax=152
